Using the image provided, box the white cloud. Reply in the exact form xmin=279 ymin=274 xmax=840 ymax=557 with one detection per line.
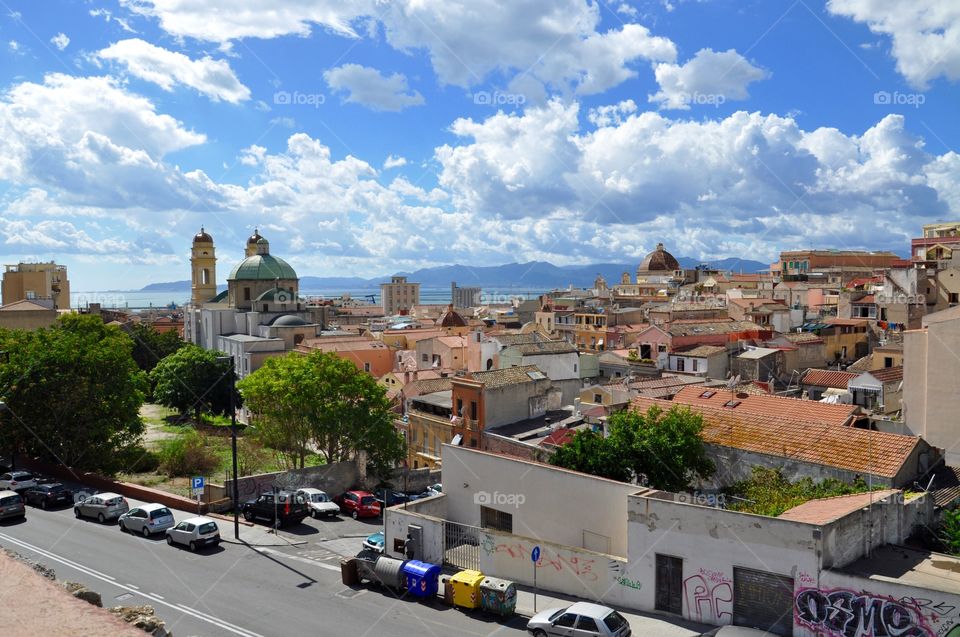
xmin=239 ymin=145 xmax=267 ymax=166
xmin=90 ymin=8 xmax=138 ymax=33
xmin=50 ymin=33 xmax=70 ymax=51
xmin=323 ymin=64 xmax=424 ymax=112
xmin=97 ymin=39 xmax=250 ymax=103
xmin=828 ymin=0 xmax=960 ymax=89
xmin=269 ymin=116 xmax=296 ymax=128
xmin=8 ymin=40 xmax=21 ymax=54
xmin=650 ymin=48 xmax=769 ymax=110
xmin=383 ymin=155 xmax=408 ymax=169
xmin=120 ymin=0 xmax=677 ymax=95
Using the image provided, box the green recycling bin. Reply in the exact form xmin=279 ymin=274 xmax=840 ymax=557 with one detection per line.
xmin=479 ymin=576 xmax=517 ymax=617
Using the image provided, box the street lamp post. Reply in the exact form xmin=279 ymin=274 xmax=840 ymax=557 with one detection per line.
xmin=217 ymin=355 xmax=240 ymax=541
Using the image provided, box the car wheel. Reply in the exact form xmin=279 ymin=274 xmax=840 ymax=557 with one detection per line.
xmin=243 ymin=510 xmax=254 ymax=522
xmin=166 ymin=535 xmax=173 ymax=545
xmin=142 ymin=526 xmax=151 ymax=538
xmin=532 ymin=631 xmax=547 ymax=637
xmin=351 ymin=510 xmax=358 ymax=520
xmin=40 ymin=500 xmax=47 ymax=510
xmin=97 ymin=513 xmax=105 ymax=523
xmin=119 ymin=520 xmax=126 ymax=532
xmin=310 ymin=509 xmax=317 ymax=519
xmin=74 ymin=508 xmax=82 ymax=518
xmin=189 ymin=541 xmax=197 ymax=552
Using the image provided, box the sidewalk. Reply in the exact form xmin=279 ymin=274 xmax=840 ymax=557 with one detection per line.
xmin=513 ymin=585 xmax=709 ymax=637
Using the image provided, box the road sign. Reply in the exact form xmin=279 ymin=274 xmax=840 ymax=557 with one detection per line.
xmin=191 ymin=476 xmax=204 ymax=496
xmin=531 ymin=545 xmax=540 ymax=563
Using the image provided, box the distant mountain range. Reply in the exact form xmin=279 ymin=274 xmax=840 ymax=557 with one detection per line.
xmin=139 ymin=257 xmax=768 ymax=292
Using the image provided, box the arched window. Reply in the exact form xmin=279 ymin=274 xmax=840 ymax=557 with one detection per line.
xmin=486 ymin=358 xmax=493 ymax=370
xmin=201 ymin=268 xmax=210 ymax=285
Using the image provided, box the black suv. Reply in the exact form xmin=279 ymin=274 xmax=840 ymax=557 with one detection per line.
xmin=241 ymin=491 xmax=309 ymax=527
xmin=23 ymin=483 xmax=74 ymax=509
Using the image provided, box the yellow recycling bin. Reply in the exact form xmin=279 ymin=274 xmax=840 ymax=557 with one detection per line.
xmin=449 ymin=569 xmax=485 ymax=609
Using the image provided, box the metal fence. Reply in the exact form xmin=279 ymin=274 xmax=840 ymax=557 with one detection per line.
xmin=443 ymin=520 xmax=481 ymax=571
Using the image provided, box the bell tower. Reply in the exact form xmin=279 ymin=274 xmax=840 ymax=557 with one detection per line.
xmin=191 ymin=227 xmax=217 ymax=304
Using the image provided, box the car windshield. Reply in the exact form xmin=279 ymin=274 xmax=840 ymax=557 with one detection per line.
xmin=549 ymin=609 xmax=566 ymax=622
xmin=311 ymin=494 xmax=328 ymax=503
xmin=0 ymin=495 xmax=20 ymax=505
xmin=198 ymin=522 xmax=217 ymax=534
xmin=15 ymin=473 xmax=33 ymax=480
xmin=360 ymin=496 xmax=376 ymax=505
xmin=603 ymin=611 xmax=628 ymax=631
xmin=150 ymin=508 xmax=172 ymax=519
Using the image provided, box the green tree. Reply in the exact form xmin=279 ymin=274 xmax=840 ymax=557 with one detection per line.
xmin=550 ymin=405 xmax=713 ymax=491
xmin=0 ymin=315 xmax=147 ymax=473
xmin=941 ymin=509 xmax=960 ymax=556
xmin=128 ymin=323 xmax=185 ymax=373
xmin=238 ymin=351 xmax=405 ymax=473
xmin=725 ymin=466 xmax=875 ymax=517
xmin=150 ymin=345 xmax=234 ymax=424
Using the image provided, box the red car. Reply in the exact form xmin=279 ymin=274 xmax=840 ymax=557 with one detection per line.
xmin=334 ymin=490 xmax=381 ymax=519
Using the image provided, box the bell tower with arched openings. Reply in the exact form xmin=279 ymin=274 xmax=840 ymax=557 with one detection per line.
xmin=191 ymin=227 xmax=217 ymax=304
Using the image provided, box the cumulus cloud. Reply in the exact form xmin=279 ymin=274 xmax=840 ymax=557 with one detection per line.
xmin=383 ymin=155 xmax=408 ymax=169
xmin=50 ymin=33 xmax=70 ymax=51
xmin=120 ymin=0 xmax=677 ymax=95
xmin=97 ymin=39 xmax=250 ymax=102
xmin=828 ymin=0 xmax=960 ymax=89
xmin=323 ymin=64 xmax=424 ymax=112
xmin=650 ymin=48 xmax=769 ymax=110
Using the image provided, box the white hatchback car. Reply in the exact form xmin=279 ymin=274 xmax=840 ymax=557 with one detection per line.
xmin=296 ymin=488 xmax=340 ymax=518
xmin=527 ymin=602 xmax=631 ymax=637
xmin=165 ymin=516 xmax=221 ymax=552
xmin=119 ymin=503 xmax=176 ymax=537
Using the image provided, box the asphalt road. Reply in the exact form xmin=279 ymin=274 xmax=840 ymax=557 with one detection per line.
xmin=0 ymin=503 xmax=529 ymax=637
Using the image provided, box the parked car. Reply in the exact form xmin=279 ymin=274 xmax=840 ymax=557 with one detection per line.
xmin=427 ymin=483 xmax=442 ymax=493
xmin=0 ymin=471 xmax=37 ymax=494
xmin=698 ymin=627 xmax=775 ymax=636
xmin=295 ymin=488 xmax=340 ymax=519
xmin=22 ymin=483 xmax=73 ymax=509
xmin=362 ymin=531 xmax=385 ymax=554
xmin=119 ymin=503 xmax=176 ymax=537
xmin=334 ymin=490 xmax=381 ymax=519
xmin=165 ymin=516 xmax=221 ymax=551
xmin=74 ymin=492 xmax=129 ymax=523
xmin=0 ymin=489 xmax=25 ymax=521
xmin=242 ymin=491 xmax=310 ymax=527
xmin=526 ymin=602 xmax=631 ymax=637
xmin=374 ymin=490 xmax=410 ymax=508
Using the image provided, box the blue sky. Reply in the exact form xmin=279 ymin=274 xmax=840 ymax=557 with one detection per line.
xmin=0 ymin=0 xmax=958 ymax=290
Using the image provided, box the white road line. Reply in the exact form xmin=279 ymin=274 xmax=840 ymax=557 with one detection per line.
xmin=0 ymin=533 xmax=264 ymax=637
xmin=153 ymin=594 xmax=164 ymax=599
xmin=254 ymin=546 xmax=341 ymax=572
xmin=127 ymin=583 xmax=140 ymax=589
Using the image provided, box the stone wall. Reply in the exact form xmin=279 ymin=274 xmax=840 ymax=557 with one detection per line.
xmin=224 ymin=461 xmax=362 ymax=502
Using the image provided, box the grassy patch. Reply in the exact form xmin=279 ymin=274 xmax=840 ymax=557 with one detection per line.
xmin=723 ymin=467 xmax=881 ymax=517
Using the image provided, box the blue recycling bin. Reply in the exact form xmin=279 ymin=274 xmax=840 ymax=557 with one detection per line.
xmin=402 ymin=560 xmax=441 ymax=598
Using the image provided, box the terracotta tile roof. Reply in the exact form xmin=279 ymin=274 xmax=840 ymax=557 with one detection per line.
xmin=853 ymin=295 xmax=876 ymax=304
xmin=510 ymin=341 xmax=578 ymax=355
xmin=803 ymin=369 xmax=858 ymax=389
xmin=404 ymin=377 xmax=454 ymax=396
xmin=673 ymin=344 xmax=728 ymax=357
xmin=777 ymin=490 xmax=901 ymax=524
xmin=492 ymin=333 xmax=547 ymax=346
xmin=436 ymin=336 xmax=467 ymax=348
xmin=467 ymin=364 xmax=547 ymax=389
xmin=780 ymin=332 xmax=824 ymax=344
xmin=630 ymin=396 xmax=919 ymax=479
xmin=666 ymin=320 xmax=765 ymax=337
xmin=540 ymin=428 xmax=577 ymax=448
xmin=859 ymin=366 xmax=903 ymax=383
xmin=670 ymin=385 xmax=858 ymax=427
xmin=0 ymin=300 xmax=53 ymax=311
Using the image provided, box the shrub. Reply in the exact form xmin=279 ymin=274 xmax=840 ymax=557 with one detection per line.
xmin=157 ymin=430 xmax=219 ymax=477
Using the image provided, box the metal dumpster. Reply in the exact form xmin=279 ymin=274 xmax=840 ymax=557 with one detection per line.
xmin=479 ymin=576 xmax=517 ymax=616
xmin=355 ymin=552 xmax=379 ymax=584
xmin=340 ymin=558 xmax=359 ymax=586
xmin=373 ymin=555 xmax=407 ymax=590
xmin=402 ymin=560 xmax=442 ymax=598
xmin=449 ymin=569 xmax=485 ymax=609
xmin=440 ymin=575 xmax=454 ymax=605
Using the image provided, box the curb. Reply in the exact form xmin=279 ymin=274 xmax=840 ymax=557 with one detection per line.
xmin=220 ymin=537 xmax=308 ymax=547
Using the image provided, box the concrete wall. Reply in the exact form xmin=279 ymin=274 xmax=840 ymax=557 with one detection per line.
xmin=478 ymin=528 xmax=630 ymax=606
xmin=480 ymin=432 xmax=550 ymax=463
xmin=384 ymin=495 xmax=446 ymax=564
xmin=483 ymin=378 xmax=552 ymax=429
xmin=224 ymin=461 xmax=361 ymax=502
xmin=441 ymin=445 xmax=641 ymax=556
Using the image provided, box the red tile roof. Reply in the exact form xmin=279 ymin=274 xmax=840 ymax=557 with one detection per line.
xmin=670 ymin=385 xmax=858 ymax=427
xmin=540 ymin=428 xmax=577 ymax=448
xmin=630 ymin=397 xmax=919 ymax=478
xmin=777 ymin=490 xmax=901 ymax=524
xmin=802 ymin=369 xmax=858 ymax=389
xmin=858 ymin=366 xmax=904 ymax=383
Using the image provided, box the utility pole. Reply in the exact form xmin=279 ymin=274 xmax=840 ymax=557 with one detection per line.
xmin=216 ymin=355 xmax=240 ymax=541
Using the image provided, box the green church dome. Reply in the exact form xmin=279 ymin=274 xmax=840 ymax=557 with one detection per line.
xmin=228 ymin=254 xmax=298 ymax=281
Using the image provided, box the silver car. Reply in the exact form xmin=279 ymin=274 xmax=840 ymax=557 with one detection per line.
xmin=296 ymin=488 xmax=340 ymax=518
xmin=119 ymin=503 xmax=176 ymax=537
xmin=74 ymin=492 xmax=130 ymax=523
xmin=527 ymin=602 xmax=632 ymax=637
xmin=0 ymin=490 xmax=25 ymax=521
xmin=165 ymin=516 xmax=221 ymax=552
xmin=0 ymin=471 xmax=37 ymax=494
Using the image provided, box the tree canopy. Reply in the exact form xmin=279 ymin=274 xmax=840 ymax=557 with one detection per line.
xmin=550 ymin=405 xmax=714 ymax=492
xmin=149 ymin=344 xmax=235 ymax=423
xmin=238 ymin=351 xmax=405 ymax=474
xmin=128 ymin=322 xmax=186 ymax=373
xmin=0 ymin=314 xmax=148 ymax=473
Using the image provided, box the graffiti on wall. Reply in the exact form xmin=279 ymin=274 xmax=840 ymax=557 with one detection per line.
xmin=684 ymin=568 xmax=733 ymax=624
xmin=795 ymin=588 xmax=947 ymax=637
xmin=481 ymin=534 xmax=602 ymax=583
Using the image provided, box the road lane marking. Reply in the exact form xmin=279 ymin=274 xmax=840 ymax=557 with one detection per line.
xmin=253 ymin=546 xmax=341 ymax=572
xmin=127 ymin=583 xmax=140 ymax=589
xmin=0 ymin=533 xmax=265 ymax=637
